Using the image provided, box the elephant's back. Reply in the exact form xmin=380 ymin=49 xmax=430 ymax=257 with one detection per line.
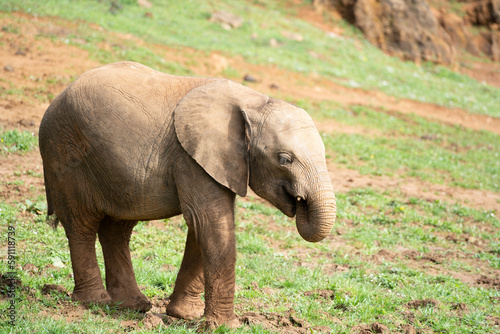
xmin=40 ymin=61 xmax=216 ymax=159
xmin=39 ymin=62 xmax=216 ymax=219
xmin=52 ymin=61 xmax=217 ymax=174
xmin=67 ymin=61 xmax=216 ymax=120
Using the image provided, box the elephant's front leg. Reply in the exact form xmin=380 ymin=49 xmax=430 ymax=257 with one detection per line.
xmin=166 ymin=228 xmax=205 ymax=320
xmin=200 ymin=215 xmax=238 ymax=330
xmin=175 ymin=181 xmax=239 ymax=328
xmin=183 ymin=202 xmax=238 ymax=328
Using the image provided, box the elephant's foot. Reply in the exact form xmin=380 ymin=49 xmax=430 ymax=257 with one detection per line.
xmin=72 ymin=288 xmax=112 ymax=305
xmin=166 ymin=297 xmax=204 ymax=320
xmin=107 ymin=287 xmax=152 ymax=312
xmin=112 ymin=294 xmax=152 ymax=312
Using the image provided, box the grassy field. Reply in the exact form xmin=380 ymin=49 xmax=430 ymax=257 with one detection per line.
xmin=0 ymin=1 xmax=499 ymax=333
xmin=3 ymin=0 xmax=500 ymax=117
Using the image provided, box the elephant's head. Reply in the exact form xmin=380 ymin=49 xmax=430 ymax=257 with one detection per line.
xmin=174 ymin=80 xmax=336 ymax=242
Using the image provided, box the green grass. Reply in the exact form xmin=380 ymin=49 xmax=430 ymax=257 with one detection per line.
xmin=1 ymin=188 xmax=499 ymax=333
xmin=336 ymin=188 xmax=499 ymax=248
xmin=0 ymin=129 xmax=38 ymax=154
xmin=3 ymin=0 xmax=500 ymax=117
xmin=1 ymin=1 xmax=500 ymax=332
xmin=300 ymin=101 xmax=500 ymax=192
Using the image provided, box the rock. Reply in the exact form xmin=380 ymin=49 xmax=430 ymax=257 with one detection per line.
xmin=15 ymin=49 xmax=27 ymax=56
xmin=313 ymin=0 xmax=456 ymax=65
xmin=243 ymin=74 xmax=257 ymax=82
xmin=478 ymin=30 xmax=500 ymax=61
xmin=137 ymin=0 xmax=152 ymax=9
xmin=461 ymin=0 xmax=500 ymax=60
xmin=4 ymin=65 xmax=14 ymax=72
xmin=210 ymin=11 xmax=244 ymax=29
xmin=315 ymin=0 xmax=500 ymax=62
xmin=464 ymin=0 xmax=500 ymax=27
xmin=357 ymin=0 xmax=456 ymax=65
xmin=437 ymin=11 xmax=481 ymax=56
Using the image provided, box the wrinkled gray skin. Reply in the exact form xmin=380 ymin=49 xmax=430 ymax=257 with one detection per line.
xmin=39 ymin=61 xmax=336 ymax=329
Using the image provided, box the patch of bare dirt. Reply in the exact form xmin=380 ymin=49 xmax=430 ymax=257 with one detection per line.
xmin=0 ymin=15 xmax=99 ymax=130
xmin=2 ymin=11 xmax=500 ymax=138
xmin=77 ymin=13 xmax=500 ymax=137
xmin=0 ymin=150 xmax=44 ymax=204
xmin=488 ymin=316 xmax=500 ymax=326
xmin=405 ymin=299 xmax=440 ymax=309
xmin=366 ymin=247 xmax=500 ymax=290
xmin=141 ymin=312 xmax=164 ymax=330
xmin=476 ymin=275 xmax=500 ymax=290
xmin=451 ymin=302 xmax=468 ymax=312
xmin=371 ymin=249 xmax=400 ymax=263
xmin=328 ymin=164 xmax=500 ymax=215
xmin=351 ymin=322 xmax=389 ymax=334
xmin=239 ymin=309 xmax=322 ymax=333
xmin=461 ymin=61 xmax=500 ymax=88
xmin=303 ymin=289 xmax=335 ymax=300
xmin=400 ymin=323 xmax=417 ymax=334
xmin=41 ymin=284 xmax=69 ymax=297
xmin=198 ymin=52 xmax=500 ymax=135
xmin=36 ymin=302 xmax=89 ymax=324
xmin=293 ymin=0 xmax=345 ymax=36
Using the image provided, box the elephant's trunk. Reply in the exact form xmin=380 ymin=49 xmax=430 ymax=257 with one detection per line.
xmin=295 ymin=168 xmax=336 ymax=243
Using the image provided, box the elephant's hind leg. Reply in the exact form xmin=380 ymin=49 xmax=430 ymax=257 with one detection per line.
xmin=98 ymin=217 xmax=151 ymax=312
xmin=166 ymin=228 xmax=205 ymax=320
xmin=61 ymin=214 xmax=111 ymax=305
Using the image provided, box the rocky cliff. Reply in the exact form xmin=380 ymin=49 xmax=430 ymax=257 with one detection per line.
xmin=313 ymin=0 xmax=500 ymax=65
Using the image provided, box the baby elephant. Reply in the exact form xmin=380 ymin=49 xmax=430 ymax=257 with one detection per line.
xmin=39 ymin=61 xmax=336 ymax=329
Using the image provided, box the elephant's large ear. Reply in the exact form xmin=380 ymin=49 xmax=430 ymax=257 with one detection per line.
xmin=174 ymin=79 xmax=269 ymax=197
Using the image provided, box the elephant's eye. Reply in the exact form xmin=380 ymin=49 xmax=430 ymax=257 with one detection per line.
xmin=278 ymin=154 xmax=293 ymax=166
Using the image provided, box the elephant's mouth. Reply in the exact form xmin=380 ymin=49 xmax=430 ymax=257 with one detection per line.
xmin=280 ymin=185 xmax=302 ymax=218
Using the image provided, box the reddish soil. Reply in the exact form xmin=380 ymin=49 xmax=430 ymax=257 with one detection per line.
xmin=1 ymin=11 xmax=499 ymax=332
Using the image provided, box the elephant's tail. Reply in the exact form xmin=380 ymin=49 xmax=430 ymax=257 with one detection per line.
xmin=43 ymin=168 xmax=60 ymax=229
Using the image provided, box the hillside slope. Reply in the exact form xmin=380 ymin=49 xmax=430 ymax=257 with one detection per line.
xmin=0 ymin=2 xmax=499 ymax=333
